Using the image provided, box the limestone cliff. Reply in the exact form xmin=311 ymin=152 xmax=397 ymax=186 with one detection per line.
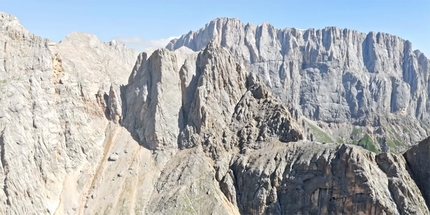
xmin=167 ymin=18 xmax=430 ymax=153
xmin=1 ymin=12 xmax=430 ymax=215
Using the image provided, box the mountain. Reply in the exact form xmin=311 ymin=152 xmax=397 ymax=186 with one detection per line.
xmin=0 ymin=12 xmax=137 ymax=214
xmin=1 ymin=12 xmax=430 ymax=214
xmin=167 ymin=18 xmax=430 ymax=153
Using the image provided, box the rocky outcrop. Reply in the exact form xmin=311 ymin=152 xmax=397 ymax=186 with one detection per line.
xmin=107 ymin=85 xmax=122 ymax=123
xmin=232 ymin=74 xmax=303 ymax=150
xmin=404 ymin=137 xmax=430 ymax=208
xmin=167 ymin=18 xmax=430 ymax=152
xmin=176 ymin=42 xmax=250 ymax=151
xmin=122 ymin=49 xmax=183 ymax=150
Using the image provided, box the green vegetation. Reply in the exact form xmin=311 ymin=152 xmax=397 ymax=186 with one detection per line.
xmin=386 ymin=125 xmax=405 ymax=148
xmin=357 ymin=134 xmax=379 ymax=153
xmin=386 ymin=139 xmax=396 ymax=148
xmin=348 ymin=127 xmax=379 ymax=153
xmin=393 ymin=139 xmax=403 ymax=147
xmin=305 ymin=120 xmax=334 ymax=143
xmin=351 ymin=127 xmax=362 ymax=137
xmin=386 ymin=138 xmax=403 ymax=148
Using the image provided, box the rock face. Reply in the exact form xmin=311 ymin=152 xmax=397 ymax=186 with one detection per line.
xmin=167 ymin=18 xmax=430 ymax=153
xmin=404 ymin=137 xmax=430 ymax=207
xmin=1 ymin=12 xmax=430 ymax=215
xmin=230 ymin=142 xmax=428 ymax=214
xmin=122 ymin=39 xmax=429 ymax=215
xmin=122 ymin=49 xmax=184 ymax=150
xmin=0 ymin=12 xmax=138 ymax=214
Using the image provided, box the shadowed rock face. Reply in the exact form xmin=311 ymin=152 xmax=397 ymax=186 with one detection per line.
xmin=1 ymin=12 xmax=430 ymax=215
xmin=404 ymin=137 xmax=430 ymax=208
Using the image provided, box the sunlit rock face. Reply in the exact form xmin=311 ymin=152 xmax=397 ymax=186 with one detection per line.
xmin=168 ymin=18 xmax=430 ymax=152
xmin=0 ymin=12 xmax=430 ymax=215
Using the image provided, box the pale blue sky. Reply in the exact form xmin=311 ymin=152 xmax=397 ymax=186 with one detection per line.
xmin=2 ymin=0 xmax=429 ymax=55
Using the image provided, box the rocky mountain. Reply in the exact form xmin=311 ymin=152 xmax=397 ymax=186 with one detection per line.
xmin=167 ymin=18 xmax=430 ymax=153
xmin=0 ymin=12 xmax=138 ymax=214
xmin=1 ymin=12 xmax=430 ymax=215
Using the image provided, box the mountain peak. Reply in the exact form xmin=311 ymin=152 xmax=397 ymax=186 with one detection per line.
xmin=0 ymin=12 xmax=26 ymax=34
xmin=0 ymin=12 xmax=19 ymax=23
xmin=209 ymin=17 xmax=242 ymax=24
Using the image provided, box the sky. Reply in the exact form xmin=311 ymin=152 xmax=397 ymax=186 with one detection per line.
xmin=2 ymin=0 xmax=429 ymax=55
